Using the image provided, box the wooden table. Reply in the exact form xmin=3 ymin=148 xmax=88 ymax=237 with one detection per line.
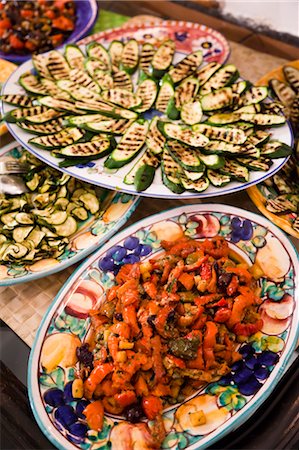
xmin=1 ymin=5 xmax=298 ymax=450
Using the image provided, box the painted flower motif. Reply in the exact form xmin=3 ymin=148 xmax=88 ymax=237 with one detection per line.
xmin=175 ymin=31 xmax=189 ymax=42
xmin=206 ymin=384 xmax=247 ymax=412
xmin=191 ymin=36 xmax=222 ymax=58
xmin=54 ymin=311 xmax=87 ymax=339
xmin=7 ymin=264 xmax=28 ymax=278
xmin=187 ymin=214 xmax=220 ymax=238
xmin=76 ymin=162 xmax=96 ymax=169
xmin=230 ymin=217 xmax=253 ymax=243
xmin=248 ymin=332 xmax=285 ymax=353
xmin=9 ymin=146 xmax=23 ymax=159
xmin=162 ymin=430 xmax=189 ymax=449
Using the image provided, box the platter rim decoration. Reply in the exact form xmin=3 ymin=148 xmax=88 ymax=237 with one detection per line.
xmin=0 ymin=141 xmax=140 ymax=286
xmin=28 ymin=203 xmax=299 ymax=450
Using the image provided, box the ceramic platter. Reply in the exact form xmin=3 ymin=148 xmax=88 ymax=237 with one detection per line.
xmin=1 ymin=20 xmax=293 ymax=199
xmin=0 ymin=142 xmax=139 ymax=286
xmin=28 ymin=204 xmax=298 ymax=450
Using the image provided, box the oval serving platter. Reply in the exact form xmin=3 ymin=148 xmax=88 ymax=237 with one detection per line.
xmin=1 ymin=20 xmax=293 ymax=199
xmin=28 ymin=204 xmax=298 ymax=450
xmin=0 ymin=142 xmax=139 ymax=286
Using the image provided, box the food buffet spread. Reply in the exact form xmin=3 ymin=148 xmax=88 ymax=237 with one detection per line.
xmin=0 ymin=2 xmax=298 ymax=450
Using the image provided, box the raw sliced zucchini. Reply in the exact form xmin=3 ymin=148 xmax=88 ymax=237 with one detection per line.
xmin=57 ymin=80 xmax=102 ymax=102
xmin=169 ymin=50 xmax=203 ymax=84
xmin=237 ymin=86 xmax=268 ymax=107
xmin=19 ymin=73 xmax=48 ymax=95
xmin=283 ymin=65 xmax=299 ymax=93
xmin=219 ymin=160 xmax=249 ymax=182
xmin=167 ymin=140 xmax=204 ymax=172
xmin=155 ymin=74 xmax=174 ymax=113
xmin=16 ymin=117 xmax=65 ymax=135
xmin=151 ymin=40 xmax=176 ymax=79
xmin=161 ymin=147 xmax=185 ymax=194
xmin=32 ymin=54 xmax=52 ymax=79
xmin=197 ymin=152 xmax=225 ymax=169
xmin=86 ymin=42 xmax=110 ymax=70
xmin=65 ymin=44 xmax=85 ymax=70
xmin=260 ymin=140 xmax=293 ymax=158
xmin=139 ymin=43 xmax=155 ymax=75
xmin=108 ymin=40 xmax=124 ymax=67
xmin=4 ymin=105 xmax=49 ymax=123
xmin=85 ymin=57 xmax=108 ymax=76
xmin=80 ymin=193 xmax=100 ymax=214
xmin=180 ymin=174 xmax=209 ymax=192
xmin=146 ymin=117 xmax=166 ymax=155
xmin=203 ymin=140 xmax=260 ymax=158
xmin=236 ymin=157 xmax=273 ymax=171
xmin=193 ymin=123 xmax=247 ymax=144
xmin=29 ymin=127 xmax=84 ymax=149
xmin=0 ymin=94 xmax=35 ymax=108
xmin=82 ymin=119 xmax=133 ymax=135
xmin=124 ymin=147 xmax=160 ymax=191
xmin=207 ymin=169 xmax=231 ymax=187
xmin=200 ymin=81 xmax=247 ymax=112
xmin=47 ymin=50 xmax=70 ymax=80
xmin=181 ymin=100 xmax=203 ymax=125
xmin=93 ymin=69 xmax=114 ymax=90
xmin=199 ymin=64 xmax=239 ymax=95
xmin=135 ymin=79 xmax=158 ymax=113
xmin=159 ymin=122 xmax=209 ymax=148
xmin=104 ymin=120 xmax=149 ymax=169
xmin=174 ymin=76 xmax=199 ymax=109
xmin=121 ymin=39 xmax=139 ymax=74
xmin=55 ymin=137 xmax=114 ymax=158
xmin=195 ymin=61 xmax=221 ymax=86
xmin=69 ymin=68 xmax=100 ymax=93
xmin=101 ymin=88 xmax=142 ymax=109
xmin=112 ymin=66 xmax=133 ymax=91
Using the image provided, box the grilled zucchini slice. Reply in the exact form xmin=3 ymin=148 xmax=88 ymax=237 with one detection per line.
xmin=269 ymin=78 xmax=296 ymax=107
xmin=207 ymin=169 xmax=231 ymax=187
xmin=65 ymin=44 xmax=85 ymax=70
xmin=167 ymin=140 xmax=204 ymax=172
xmin=67 ymin=113 xmax=110 ymax=126
xmin=4 ymin=105 xmax=51 ymax=123
xmin=155 ymin=74 xmax=174 ymax=113
xmin=101 ymin=88 xmax=142 ymax=109
xmin=195 ymin=62 xmax=221 ymax=86
xmin=85 ymin=57 xmax=109 ymax=76
xmin=19 ymin=73 xmax=48 ymax=95
xmin=69 ymin=68 xmax=100 ymax=93
xmin=16 ymin=117 xmax=65 ymax=135
xmin=32 ymin=54 xmax=52 ymax=79
xmin=47 ymin=50 xmax=70 ymax=80
xmin=82 ymin=118 xmax=133 ymax=135
xmin=57 ymin=80 xmax=101 ymax=102
xmin=200 ymin=81 xmax=247 ymax=112
xmin=151 ymin=40 xmax=176 ymax=79
xmin=112 ymin=66 xmax=133 ymax=91
xmin=236 ymin=158 xmax=273 ymax=171
xmin=159 ymin=122 xmax=209 ymax=148
xmin=203 ymin=140 xmax=260 ymax=159
xmin=193 ymin=123 xmax=247 ymax=144
xmin=283 ymin=65 xmax=299 ymax=93
xmin=174 ymin=76 xmax=200 ymax=109
xmin=93 ymin=69 xmax=114 ymax=90
xmin=181 ymin=100 xmax=203 ymax=125
xmin=237 ymin=86 xmax=268 ymax=107
xmin=197 ymin=152 xmax=225 ymax=169
xmin=109 ymin=40 xmax=124 ymax=67
xmin=146 ymin=117 xmax=166 ymax=155
xmin=180 ymin=174 xmax=209 ymax=192
xmin=29 ymin=127 xmax=84 ymax=149
xmin=169 ymin=50 xmax=203 ymax=84
xmin=124 ymin=147 xmax=160 ymax=191
xmin=104 ymin=120 xmax=149 ymax=169
xmin=135 ymin=79 xmax=158 ymax=113
xmin=86 ymin=42 xmax=111 ymax=70
xmin=121 ymin=39 xmax=139 ymax=74
xmin=55 ymin=137 xmax=114 ymax=159
xmin=200 ymin=64 xmax=239 ymax=95
xmin=161 ymin=147 xmax=185 ymax=194
xmin=219 ymin=160 xmax=249 ymax=182
xmin=208 ymin=112 xmax=286 ymax=126
xmin=139 ymin=43 xmax=155 ymax=75
xmin=260 ymin=140 xmax=293 ymax=158
xmin=37 ymin=96 xmax=80 ymax=113
xmin=0 ymin=94 xmax=35 ymax=108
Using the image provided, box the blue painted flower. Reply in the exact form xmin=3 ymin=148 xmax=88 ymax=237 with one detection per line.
xmin=76 ymin=162 xmax=96 ymax=169
xmin=231 ymin=217 xmax=253 ymax=243
xmin=174 ymin=31 xmax=189 ymax=42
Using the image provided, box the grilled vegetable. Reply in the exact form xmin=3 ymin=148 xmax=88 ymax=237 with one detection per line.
xmin=151 ymin=40 xmax=175 ymax=79
xmin=112 ymin=66 xmax=133 ymax=91
xmin=65 ymin=44 xmax=85 ymax=70
xmin=168 ymin=50 xmax=202 ymax=84
xmin=269 ymin=79 xmax=296 ymax=107
xmin=67 ymin=113 xmax=110 ymax=126
xmin=109 ymin=40 xmax=124 ymax=67
xmin=266 ymin=194 xmax=299 ymax=213
xmin=47 ymin=50 xmax=70 ymax=80
xmin=207 ymin=169 xmax=231 ymax=187
xmin=104 ymin=120 xmax=149 ymax=169
xmin=161 ymin=147 xmax=184 ymax=193
xmin=29 ymin=127 xmax=84 ymax=149
xmin=219 ymin=160 xmax=249 ymax=182
xmin=260 ymin=140 xmax=293 ymax=159
xmin=199 ymin=64 xmax=239 ymax=95
xmin=236 ymin=86 xmax=268 ymax=107
xmin=146 ymin=117 xmax=166 ymax=155
xmin=174 ymin=77 xmax=199 ymax=109
xmin=19 ymin=73 xmax=48 ymax=95
xmin=200 ymin=81 xmax=247 ymax=112
xmin=54 ymin=137 xmax=114 ymax=159
xmin=85 ymin=57 xmax=108 ymax=76
xmin=4 ymin=105 xmax=54 ymax=123
xmin=208 ymin=112 xmax=286 ymax=126
xmin=124 ymin=148 xmax=160 ymax=191
xmin=203 ymin=140 xmax=260 ymax=158
xmin=193 ymin=123 xmax=247 ymax=144
xmin=155 ymin=74 xmax=174 ymax=113
xmin=82 ymin=119 xmax=133 ymax=135
xmin=159 ymin=122 xmax=209 ymax=148
xmin=283 ymin=66 xmax=299 ymax=93
xmin=236 ymin=158 xmax=273 ymax=171
xmin=121 ymin=39 xmax=139 ymax=74
xmin=181 ymin=100 xmax=203 ymax=125
xmin=93 ymin=69 xmax=114 ymax=90
xmin=139 ymin=43 xmax=155 ymax=75
xmin=135 ymin=79 xmax=158 ymax=113
xmin=0 ymin=94 xmax=35 ymax=108
xmin=69 ymin=68 xmax=100 ymax=93
xmin=86 ymin=42 xmax=111 ymax=71
xmin=180 ymin=174 xmax=209 ymax=192
xmin=167 ymin=140 xmax=204 ymax=172
xmin=101 ymin=88 xmax=142 ymax=109
xmin=16 ymin=117 xmax=65 ymax=135
xmin=195 ymin=61 xmax=221 ymax=86
xmin=197 ymin=153 xmax=225 ymax=169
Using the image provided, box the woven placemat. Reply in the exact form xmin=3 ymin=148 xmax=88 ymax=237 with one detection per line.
xmin=0 ymin=13 xmax=290 ymax=349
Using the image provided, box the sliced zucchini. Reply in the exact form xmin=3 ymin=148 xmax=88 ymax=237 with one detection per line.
xmin=55 ymin=137 xmax=114 ymax=158
xmin=69 ymin=68 xmax=100 ymax=93
xmin=151 ymin=40 xmax=176 ymax=79
xmin=80 ymin=193 xmax=100 ymax=214
xmin=47 ymin=50 xmax=70 ymax=80
xmin=246 ymin=130 xmax=270 ymax=147
xmin=195 ymin=61 xmax=221 ymax=86
xmin=200 ymin=81 xmax=247 ymax=112
xmin=155 ymin=74 xmax=174 ymax=113
xmin=108 ymin=40 xmax=124 ymax=67
xmin=121 ymin=39 xmax=139 ymax=74
xmin=57 ymin=80 xmax=102 ymax=102
xmin=93 ymin=69 xmax=114 ymax=90
xmin=83 ymin=118 xmax=133 ymax=134
xmin=139 ymin=43 xmax=155 ymax=75
xmin=169 ymin=50 xmax=203 ymax=84
xmin=208 ymin=112 xmax=286 ymax=126
xmin=4 ymin=105 xmax=50 ymax=123
xmin=203 ymin=140 xmax=260 ymax=158
xmin=37 ymin=96 xmax=81 ymax=114
xmin=32 ymin=54 xmax=52 ymax=79
xmin=207 ymin=169 xmax=231 ymax=187
xmin=181 ymin=100 xmax=203 ymax=125
xmin=193 ymin=123 xmax=247 ymax=144
xmin=236 ymin=158 xmax=273 ymax=171
xmin=111 ymin=66 xmax=133 ymax=91
xmin=146 ymin=117 xmax=166 ymax=155
xmin=1 ymin=243 xmax=29 ymax=261
xmin=19 ymin=73 xmax=49 ymax=95
xmin=266 ymin=194 xmax=299 ymax=214
xmin=124 ymin=148 xmax=160 ymax=191
xmin=0 ymin=95 xmax=35 ymax=108
xmin=16 ymin=117 xmax=65 ymax=135
xmin=15 ymin=212 xmax=34 ymax=225
xmin=167 ymin=140 xmax=204 ymax=172
xmin=72 ymin=207 xmax=88 ymax=221
xmin=65 ymin=44 xmax=85 ymax=70
xmin=262 ymin=101 xmax=284 ymax=115
xmin=234 ymin=104 xmax=261 ymax=114
xmin=12 ymin=226 xmax=34 ymax=243
xmin=199 ymin=64 xmax=239 ymax=95
xmin=135 ymin=79 xmax=158 ymax=113
xmin=219 ymin=160 xmax=249 ymax=182
xmin=86 ymin=42 xmax=110 ymax=70
xmin=75 ymin=99 xmax=138 ymax=120
xmin=104 ymin=120 xmax=149 ymax=169
xmin=29 ymin=127 xmax=84 ymax=149
xmin=85 ymin=57 xmax=108 ymax=76
xmin=40 ymin=78 xmax=71 ymax=100
xmin=174 ymin=77 xmax=200 ymax=109
xmin=269 ymin=78 xmax=296 ymax=107
xmin=237 ymin=86 xmax=268 ymax=107
xmin=197 ymin=152 xmax=225 ymax=169
xmin=183 ymin=169 xmax=205 ymax=181
xmin=67 ymin=113 xmax=109 ymax=126
xmin=260 ymin=140 xmax=293 ymax=158
xmin=283 ymin=65 xmax=299 ymax=93
xmin=161 ymin=147 xmax=185 ymax=194
xmin=101 ymin=88 xmax=142 ymax=109
xmin=54 ymin=216 xmax=77 ymax=237
xmin=180 ymin=174 xmax=209 ymax=192
xmin=159 ymin=122 xmax=209 ymax=148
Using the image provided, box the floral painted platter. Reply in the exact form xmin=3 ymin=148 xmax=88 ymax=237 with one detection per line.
xmin=0 ymin=142 xmax=139 ymax=286
xmin=28 ymin=204 xmax=299 ymax=450
xmin=1 ymin=20 xmax=293 ymax=199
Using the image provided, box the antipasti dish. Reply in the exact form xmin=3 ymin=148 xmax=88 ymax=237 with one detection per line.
xmin=1 ymin=29 xmax=293 ymax=198
xmin=0 ymin=142 xmax=138 ymax=286
xmin=28 ymin=204 xmax=298 ymax=450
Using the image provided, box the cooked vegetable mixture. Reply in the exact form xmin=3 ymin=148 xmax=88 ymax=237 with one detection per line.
xmin=1 ymin=39 xmax=292 ymax=194
xmin=0 ymin=0 xmax=76 ymax=55
xmin=0 ymin=150 xmax=100 ymax=265
xmin=78 ymin=236 xmax=263 ymax=445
